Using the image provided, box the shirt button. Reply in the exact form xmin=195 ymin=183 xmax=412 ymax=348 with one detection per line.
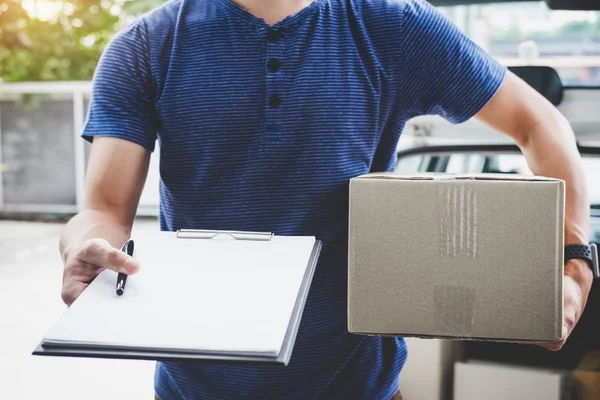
xmin=267 ymin=30 xmax=281 ymax=43
xmin=267 ymin=58 xmax=281 ymax=72
xmin=269 ymin=94 xmax=281 ymax=108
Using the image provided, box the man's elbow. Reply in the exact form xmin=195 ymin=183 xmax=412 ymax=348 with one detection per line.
xmin=512 ymin=104 xmax=574 ymax=152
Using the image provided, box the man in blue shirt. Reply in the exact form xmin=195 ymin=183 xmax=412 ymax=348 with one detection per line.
xmin=59 ymin=0 xmax=593 ymax=399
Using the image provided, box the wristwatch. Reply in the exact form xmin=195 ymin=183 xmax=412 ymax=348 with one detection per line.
xmin=565 ymin=243 xmax=599 ymax=279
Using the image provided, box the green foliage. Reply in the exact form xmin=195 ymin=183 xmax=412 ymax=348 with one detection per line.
xmin=121 ymin=0 xmax=164 ymax=17
xmin=0 ymin=0 xmax=164 ymax=82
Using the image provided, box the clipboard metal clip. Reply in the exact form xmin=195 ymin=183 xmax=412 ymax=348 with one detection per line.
xmin=176 ymin=229 xmax=274 ymax=241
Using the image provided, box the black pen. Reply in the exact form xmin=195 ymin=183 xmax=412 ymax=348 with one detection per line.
xmin=116 ymin=239 xmax=134 ymax=296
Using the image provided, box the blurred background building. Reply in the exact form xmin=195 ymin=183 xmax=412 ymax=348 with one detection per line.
xmin=0 ymin=0 xmax=599 ymax=217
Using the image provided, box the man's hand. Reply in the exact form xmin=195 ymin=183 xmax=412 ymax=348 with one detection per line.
xmin=58 ymin=137 xmax=150 ymax=306
xmin=541 ymin=259 xmax=594 ymax=351
xmin=61 ymin=238 xmax=140 ymax=306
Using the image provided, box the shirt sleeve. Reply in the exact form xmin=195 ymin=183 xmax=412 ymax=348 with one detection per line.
xmin=82 ymin=20 xmax=158 ymax=152
xmin=399 ymin=0 xmax=507 ymax=124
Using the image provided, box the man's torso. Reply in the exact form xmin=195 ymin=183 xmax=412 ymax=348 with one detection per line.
xmin=142 ymin=1 xmax=409 ymax=398
xmin=83 ymin=0 xmax=506 ymax=397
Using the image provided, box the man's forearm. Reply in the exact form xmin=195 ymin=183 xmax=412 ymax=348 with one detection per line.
xmin=516 ymin=107 xmax=593 ymax=315
xmin=59 ymin=209 xmax=132 ymax=263
xmin=518 ymin=108 xmax=590 ymax=246
xmin=517 ymin=108 xmax=594 ymax=346
xmin=475 ymin=72 xmax=590 ymax=248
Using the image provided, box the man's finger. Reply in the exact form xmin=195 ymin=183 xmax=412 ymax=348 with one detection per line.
xmin=68 ymin=263 xmax=105 ymax=283
xmin=61 ymin=280 xmax=89 ymax=306
xmin=564 ymin=305 xmax=578 ymax=335
xmin=77 ymin=239 xmax=140 ymax=274
xmin=544 ymin=341 xmax=564 ymax=352
xmin=534 ymin=323 xmax=570 ymax=351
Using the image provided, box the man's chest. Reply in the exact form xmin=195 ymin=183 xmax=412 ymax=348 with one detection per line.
xmin=153 ymin=25 xmax=389 ymax=158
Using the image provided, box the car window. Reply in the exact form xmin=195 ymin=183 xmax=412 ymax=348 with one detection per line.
xmin=483 ymin=154 xmax=600 ymax=206
xmin=396 ymin=152 xmax=600 ymax=206
xmin=439 ymin=1 xmax=600 ymax=87
xmin=445 ymin=154 xmax=486 ymax=173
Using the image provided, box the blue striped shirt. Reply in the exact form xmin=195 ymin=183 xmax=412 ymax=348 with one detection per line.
xmin=82 ymin=0 xmax=506 ymax=398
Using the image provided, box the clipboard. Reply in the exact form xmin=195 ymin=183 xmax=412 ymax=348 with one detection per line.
xmin=33 ymin=229 xmax=322 ymax=366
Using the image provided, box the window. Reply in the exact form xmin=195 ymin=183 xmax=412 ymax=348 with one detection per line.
xmin=440 ymin=1 xmax=600 ymax=87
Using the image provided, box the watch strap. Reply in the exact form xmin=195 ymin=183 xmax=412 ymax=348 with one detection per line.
xmin=565 ymin=243 xmax=599 ymax=279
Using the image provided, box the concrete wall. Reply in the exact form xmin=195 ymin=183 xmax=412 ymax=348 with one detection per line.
xmin=0 ymin=92 xmax=161 ymax=215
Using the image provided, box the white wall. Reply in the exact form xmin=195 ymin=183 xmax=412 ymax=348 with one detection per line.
xmin=400 ymin=338 xmax=464 ymax=400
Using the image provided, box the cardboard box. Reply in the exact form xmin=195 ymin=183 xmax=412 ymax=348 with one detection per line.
xmin=573 ymin=351 xmax=600 ymax=400
xmin=348 ymin=173 xmax=564 ymax=342
xmin=453 ymin=361 xmax=572 ymax=400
